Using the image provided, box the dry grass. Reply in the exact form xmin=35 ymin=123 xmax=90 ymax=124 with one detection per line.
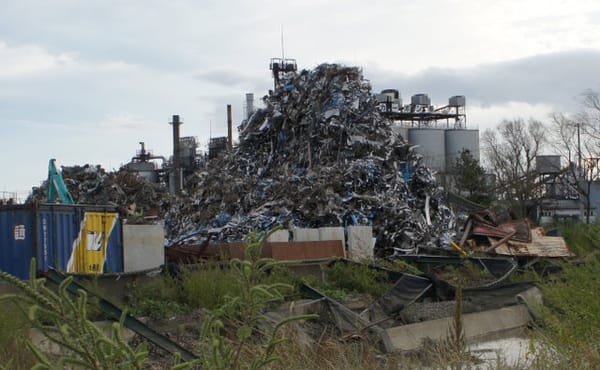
xmin=271 ymin=324 xmax=413 ymax=370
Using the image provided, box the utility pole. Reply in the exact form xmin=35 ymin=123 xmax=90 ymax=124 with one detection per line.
xmin=585 ymin=157 xmax=600 ymax=224
xmin=577 ymin=122 xmax=582 ymax=179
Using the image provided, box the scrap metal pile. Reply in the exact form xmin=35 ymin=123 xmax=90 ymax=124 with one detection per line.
xmin=28 ymin=165 xmax=171 ymax=219
xmin=165 ymin=63 xmax=455 ymax=256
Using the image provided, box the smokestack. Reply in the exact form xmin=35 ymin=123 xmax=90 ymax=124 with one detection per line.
xmin=170 ymin=115 xmax=182 ymax=194
xmin=245 ymin=93 xmax=254 ymax=120
xmin=227 ymin=104 xmax=233 ymax=150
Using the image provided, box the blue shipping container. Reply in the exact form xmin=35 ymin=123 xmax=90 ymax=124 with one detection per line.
xmin=0 ymin=203 xmax=123 ymax=279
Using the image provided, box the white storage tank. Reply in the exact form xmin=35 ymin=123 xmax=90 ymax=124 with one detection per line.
xmin=408 ymin=128 xmax=446 ymax=172
xmin=411 ymin=94 xmax=431 ymax=106
xmin=391 ymin=125 xmax=409 ymax=142
xmin=449 ymin=95 xmax=466 ymax=107
xmin=445 ymin=129 xmax=480 ymax=170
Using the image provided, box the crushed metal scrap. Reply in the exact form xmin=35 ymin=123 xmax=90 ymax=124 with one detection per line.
xmin=164 ymin=63 xmax=455 ymax=256
xmin=27 ymin=165 xmax=172 ymax=221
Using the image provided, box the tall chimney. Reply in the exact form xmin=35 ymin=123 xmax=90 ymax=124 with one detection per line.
xmin=227 ymin=104 xmax=233 ymax=150
xmin=245 ymin=93 xmax=254 ymax=120
xmin=170 ymin=115 xmax=182 ymax=194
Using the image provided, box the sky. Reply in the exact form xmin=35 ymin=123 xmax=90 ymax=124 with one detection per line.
xmin=2 ymin=0 xmax=600 ymax=199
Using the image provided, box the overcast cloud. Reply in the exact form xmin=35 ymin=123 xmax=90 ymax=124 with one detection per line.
xmin=2 ymin=0 xmax=600 ymax=198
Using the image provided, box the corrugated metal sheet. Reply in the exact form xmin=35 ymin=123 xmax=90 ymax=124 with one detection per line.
xmin=0 ymin=204 xmax=123 ymax=279
xmin=37 ymin=205 xmax=83 ymax=274
xmin=0 ymin=206 xmax=36 ymax=279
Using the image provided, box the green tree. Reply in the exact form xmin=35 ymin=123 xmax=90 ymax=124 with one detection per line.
xmin=451 ymin=149 xmax=491 ymax=204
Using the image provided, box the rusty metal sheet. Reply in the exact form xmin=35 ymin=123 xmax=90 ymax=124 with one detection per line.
xmin=166 ymin=240 xmax=344 ymax=263
xmin=497 ymin=220 xmax=531 ymax=242
xmin=472 ymin=224 xmax=515 ymax=239
xmin=270 ymin=240 xmax=344 ymax=261
xmin=490 ymin=227 xmax=573 ymax=257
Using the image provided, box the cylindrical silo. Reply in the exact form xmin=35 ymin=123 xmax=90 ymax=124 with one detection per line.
xmin=408 ymin=128 xmax=446 ymax=172
xmin=444 ymin=129 xmax=480 ymax=170
xmin=391 ymin=125 xmax=409 ymax=142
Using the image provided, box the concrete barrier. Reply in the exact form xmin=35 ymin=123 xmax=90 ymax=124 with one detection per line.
xmin=347 ymin=226 xmax=374 ymax=261
xmin=123 ymin=224 xmax=165 ymax=272
xmin=381 ymin=304 xmax=531 ymax=352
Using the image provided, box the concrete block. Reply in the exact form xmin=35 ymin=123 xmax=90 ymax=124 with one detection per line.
xmin=293 ymin=227 xmax=320 ymax=242
xmin=347 ymin=226 xmax=374 ymax=262
xmin=381 ymin=304 xmax=530 ymax=352
xmin=123 ymin=224 xmax=165 ymax=272
xmin=267 ymin=229 xmax=290 ymax=242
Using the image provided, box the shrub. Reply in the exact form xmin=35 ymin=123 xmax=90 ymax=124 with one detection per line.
xmin=323 ymin=262 xmax=389 ymax=297
xmin=180 ymin=265 xmax=241 ymax=310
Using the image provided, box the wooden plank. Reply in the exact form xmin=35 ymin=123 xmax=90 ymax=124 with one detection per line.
xmin=492 ymin=227 xmax=573 ymax=257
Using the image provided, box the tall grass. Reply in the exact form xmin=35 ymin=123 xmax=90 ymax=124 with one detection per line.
xmin=520 ymin=222 xmax=600 ymax=368
xmin=0 ymin=300 xmax=35 ymax=369
xmin=535 ymin=259 xmax=600 ymax=367
xmin=180 ymin=265 xmax=241 ymax=309
xmin=554 ymin=221 xmax=600 ymax=257
xmin=129 ymin=264 xmax=300 ymax=318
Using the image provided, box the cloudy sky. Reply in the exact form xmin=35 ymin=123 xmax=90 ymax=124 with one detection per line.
xmin=2 ymin=0 xmax=600 ymax=198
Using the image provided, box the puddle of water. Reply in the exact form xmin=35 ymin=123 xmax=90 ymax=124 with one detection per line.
xmin=468 ymin=336 xmax=534 ymax=368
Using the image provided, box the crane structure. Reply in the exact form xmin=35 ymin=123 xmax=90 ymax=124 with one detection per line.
xmin=47 ymin=159 xmax=74 ymax=204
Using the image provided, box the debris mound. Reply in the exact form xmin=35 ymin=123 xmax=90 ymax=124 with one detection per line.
xmin=166 ymin=63 xmax=455 ymax=256
xmin=28 ymin=165 xmax=171 ymax=219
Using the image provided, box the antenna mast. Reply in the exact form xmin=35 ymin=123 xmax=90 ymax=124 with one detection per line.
xmin=281 ymin=24 xmax=285 ymax=60
xmin=269 ymin=25 xmax=297 ymax=89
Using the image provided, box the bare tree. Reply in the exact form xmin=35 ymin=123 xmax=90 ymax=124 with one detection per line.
xmin=580 ymin=89 xmax=600 ymax=141
xmin=482 ymin=118 xmax=546 ymax=217
xmin=550 ymin=92 xmax=600 ymax=223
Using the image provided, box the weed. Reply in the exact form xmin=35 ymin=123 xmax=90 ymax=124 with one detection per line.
xmin=0 ymin=260 xmax=195 ymax=369
xmin=198 ymin=228 xmax=317 ymax=369
xmin=423 ymin=285 xmax=473 ymax=369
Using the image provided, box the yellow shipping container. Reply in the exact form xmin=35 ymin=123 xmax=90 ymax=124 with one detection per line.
xmin=67 ymin=212 xmax=118 ymax=273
